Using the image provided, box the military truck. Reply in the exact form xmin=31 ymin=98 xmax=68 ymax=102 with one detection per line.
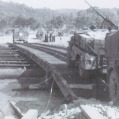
xmin=67 ymin=1 xmax=119 ymax=103
xmin=67 ymin=29 xmax=119 ymax=102
xmin=13 ymin=28 xmax=29 ymax=43
xmin=67 ymin=30 xmax=107 ymax=79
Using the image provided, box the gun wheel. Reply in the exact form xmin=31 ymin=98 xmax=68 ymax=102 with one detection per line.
xmin=109 ymin=70 xmax=119 ymax=103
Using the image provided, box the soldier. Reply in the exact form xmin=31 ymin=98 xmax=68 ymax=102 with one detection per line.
xmin=45 ymin=34 xmax=48 ymax=42
xmin=52 ymin=35 xmax=55 ymax=42
xmin=49 ymin=33 xmax=52 ymax=42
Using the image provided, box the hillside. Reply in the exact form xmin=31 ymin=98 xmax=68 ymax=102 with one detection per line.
xmin=0 ymin=0 xmax=119 ymax=31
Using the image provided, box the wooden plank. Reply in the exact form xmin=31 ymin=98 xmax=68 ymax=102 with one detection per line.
xmin=9 ymin=43 xmax=77 ymax=101
xmin=0 ymin=58 xmax=27 ymax=61
xmin=12 ymin=87 xmax=48 ymax=91
xmin=9 ymin=101 xmax=23 ymax=118
xmin=53 ymin=69 xmax=77 ymax=101
xmin=21 ymin=109 xmax=38 ymax=119
xmin=69 ymin=84 xmax=95 ymax=90
xmin=5 ymin=116 xmax=16 ymax=119
xmin=0 ymin=60 xmax=28 ymax=63
xmin=18 ymin=77 xmax=41 ymax=80
xmin=0 ymin=54 xmax=20 ymax=57
xmin=0 ymin=64 xmax=30 ymax=67
xmin=80 ymin=105 xmax=107 ymax=119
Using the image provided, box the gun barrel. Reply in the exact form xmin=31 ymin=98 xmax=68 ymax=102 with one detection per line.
xmin=85 ymin=0 xmax=118 ymax=30
xmin=85 ymin=1 xmax=105 ymax=19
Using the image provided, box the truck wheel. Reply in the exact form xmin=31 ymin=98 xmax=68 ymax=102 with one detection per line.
xmin=67 ymin=60 xmax=75 ymax=68
xmin=109 ymin=70 xmax=119 ymax=103
xmin=79 ymin=68 xmax=89 ymax=79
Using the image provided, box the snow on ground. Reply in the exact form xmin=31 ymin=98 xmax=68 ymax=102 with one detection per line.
xmin=81 ymin=104 xmax=119 ymax=119
xmin=28 ymin=33 xmax=72 ymax=48
xmin=87 ymin=29 xmax=108 ymax=40
xmin=72 ymin=98 xmax=119 ymax=119
xmin=0 ymin=34 xmax=13 ymax=44
xmin=39 ymin=97 xmax=119 ymax=119
xmin=0 ymin=29 xmax=108 ymax=47
xmin=40 ymin=35 xmax=71 ymax=48
xmin=28 ymin=29 xmax=108 ymax=48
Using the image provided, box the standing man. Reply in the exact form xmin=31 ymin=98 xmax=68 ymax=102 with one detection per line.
xmin=49 ymin=33 xmax=52 ymax=42
xmin=45 ymin=33 xmax=48 ymax=42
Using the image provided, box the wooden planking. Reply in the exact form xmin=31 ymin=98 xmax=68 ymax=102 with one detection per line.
xmin=69 ymin=84 xmax=95 ymax=90
xmin=0 ymin=60 xmax=28 ymax=63
xmin=9 ymin=43 xmax=77 ymax=101
xmin=9 ymin=101 xmax=23 ymax=119
xmin=0 ymin=64 xmax=30 ymax=67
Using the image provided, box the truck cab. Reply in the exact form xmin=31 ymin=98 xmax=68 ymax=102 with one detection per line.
xmin=67 ymin=30 xmax=107 ymax=79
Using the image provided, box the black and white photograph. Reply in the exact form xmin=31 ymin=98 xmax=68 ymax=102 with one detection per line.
xmin=0 ymin=0 xmax=119 ymax=118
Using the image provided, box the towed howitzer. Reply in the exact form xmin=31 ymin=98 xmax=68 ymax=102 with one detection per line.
xmin=85 ymin=1 xmax=118 ymax=30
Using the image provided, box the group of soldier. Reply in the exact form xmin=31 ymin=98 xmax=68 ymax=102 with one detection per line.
xmin=36 ymin=31 xmax=56 ymax=42
xmin=44 ymin=33 xmax=55 ymax=42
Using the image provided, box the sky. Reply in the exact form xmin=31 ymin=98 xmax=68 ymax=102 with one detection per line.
xmin=2 ymin=0 xmax=119 ymax=9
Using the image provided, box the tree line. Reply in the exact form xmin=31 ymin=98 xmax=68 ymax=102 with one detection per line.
xmin=0 ymin=1 xmax=119 ymax=32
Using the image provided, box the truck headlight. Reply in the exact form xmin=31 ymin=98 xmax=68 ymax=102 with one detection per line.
xmin=85 ymin=57 xmax=95 ymax=69
xmin=85 ymin=60 xmax=92 ymax=67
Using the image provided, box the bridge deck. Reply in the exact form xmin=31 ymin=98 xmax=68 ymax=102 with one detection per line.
xmin=10 ymin=44 xmax=96 ymax=101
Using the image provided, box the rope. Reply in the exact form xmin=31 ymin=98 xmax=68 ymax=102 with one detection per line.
xmin=29 ymin=76 xmax=52 ymax=87
xmin=43 ymin=79 xmax=54 ymax=113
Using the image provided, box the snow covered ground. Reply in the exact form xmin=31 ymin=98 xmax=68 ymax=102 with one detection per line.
xmin=38 ymin=98 xmax=119 ymax=119
xmin=0 ymin=29 xmax=108 ymax=47
xmin=28 ymin=33 xmax=72 ymax=48
xmin=0 ymin=34 xmax=13 ymax=44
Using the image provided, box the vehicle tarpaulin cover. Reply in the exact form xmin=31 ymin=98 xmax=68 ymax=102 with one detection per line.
xmin=105 ymin=30 xmax=119 ymax=58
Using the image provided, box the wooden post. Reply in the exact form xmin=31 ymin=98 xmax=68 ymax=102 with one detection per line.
xmin=9 ymin=101 xmax=23 ymax=118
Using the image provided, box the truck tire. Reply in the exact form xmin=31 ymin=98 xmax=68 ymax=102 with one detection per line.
xmin=67 ymin=59 xmax=75 ymax=68
xmin=67 ymin=48 xmax=75 ymax=68
xmin=67 ymin=36 xmax=75 ymax=68
xmin=79 ymin=68 xmax=89 ymax=79
xmin=109 ymin=70 xmax=119 ymax=103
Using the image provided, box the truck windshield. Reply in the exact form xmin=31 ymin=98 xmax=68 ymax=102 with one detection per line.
xmin=85 ymin=40 xmax=95 ymax=55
